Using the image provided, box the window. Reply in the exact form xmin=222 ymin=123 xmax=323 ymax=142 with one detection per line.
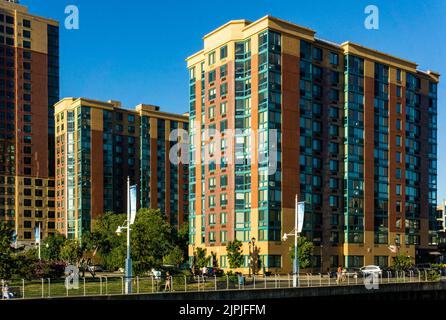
xmin=221 ymin=175 xmax=228 ymax=188
xmin=329 ymin=52 xmax=339 ymax=66
xmin=209 ymin=195 xmax=216 ymax=208
xmin=220 ymin=64 xmax=227 ymax=78
xmin=208 ymin=105 xmax=215 ymax=120
xmin=209 ymin=88 xmax=216 ymax=101
xmin=220 ymin=45 xmax=228 ymax=60
xmin=220 ymin=102 xmax=227 ymax=116
xmin=220 ymin=231 xmax=227 ymax=244
xmin=209 ymin=214 xmax=216 ymax=225
xmin=220 ymin=83 xmax=228 ymax=97
xmin=329 ymin=160 xmax=338 ymax=172
xmin=208 ymin=51 xmax=216 ymax=65
xmin=209 ymin=160 xmax=216 ymax=172
xmin=396 ymin=86 xmax=402 ymax=98
xmin=396 ymin=152 xmax=402 ymax=163
xmin=209 ymin=70 xmax=216 ymax=83
xmin=209 ymin=177 xmax=216 ymax=190
xmin=396 ymin=168 xmax=402 ymax=180
xmin=396 ymin=184 xmax=402 ymax=196
xmin=220 ymin=193 xmax=228 ymax=206
xmin=189 ymin=67 xmax=195 ymax=80
xmin=395 ymin=69 xmax=401 ymax=81
xmin=209 ymin=232 xmax=216 ymax=243
xmin=221 ymin=212 xmax=227 ymax=225
xmin=313 ymin=47 xmax=322 ymax=61
xmin=220 ymin=120 xmax=228 ymax=132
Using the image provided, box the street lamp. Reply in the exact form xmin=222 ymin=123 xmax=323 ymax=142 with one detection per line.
xmin=248 ymin=237 xmax=256 ymax=277
xmin=282 ymin=195 xmax=304 ymax=288
xmin=115 ymin=177 xmax=134 ymax=294
xmin=320 ymin=244 xmax=324 ymax=274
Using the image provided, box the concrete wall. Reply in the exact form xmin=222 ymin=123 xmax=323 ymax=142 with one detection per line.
xmin=62 ymin=281 xmax=446 ymax=301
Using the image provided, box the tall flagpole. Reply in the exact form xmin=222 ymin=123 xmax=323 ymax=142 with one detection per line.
xmin=125 ymin=176 xmax=132 ymax=294
xmin=293 ymin=195 xmax=298 ymax=288
xmin=38 ymin=224 xmax=41 ymax=260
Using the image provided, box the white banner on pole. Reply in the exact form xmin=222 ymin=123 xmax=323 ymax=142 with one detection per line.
xmin=129 ymin=185 xmax=137 ymax=225
xmin=297 ymin=202 xmax=305 ymax=234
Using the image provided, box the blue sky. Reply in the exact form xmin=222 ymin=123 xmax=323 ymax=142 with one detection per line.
xmin=25 ymin=0 xmax=446 ymax=201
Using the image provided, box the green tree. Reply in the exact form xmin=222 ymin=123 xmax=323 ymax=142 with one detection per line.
xmin=226 ymin=240 xmax=244 ymax=269
xmin=289 ymin=237 xmax=314 ymax=269
xmin=41 ymin=233 xmax=66 ymax=261
xmin=60 ymin=240 xmax=83 ymax=266
xmin=163 ymin=245 xmax=184 ymax=266
xmin=129 ymin=209 xmax=179 ymax=275
xmin=0 ymin=223 xmax=14 ymax=279
xmin=90 ymin=212 xmax=127 ymax=271
xmin=392 ymin=253 xmax=414 ymax=271
xmin=194 ymin=247 xmax=211 ymax=269
xmin=177 ymin=222 xmax=189 ymax=257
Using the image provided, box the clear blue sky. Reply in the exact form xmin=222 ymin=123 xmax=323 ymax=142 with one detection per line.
xmin=25 ymin=0 xmax=445 ymax=202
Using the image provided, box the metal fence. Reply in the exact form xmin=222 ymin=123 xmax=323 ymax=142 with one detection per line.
xmin=1 ymin=270 xmax=441 ymax=300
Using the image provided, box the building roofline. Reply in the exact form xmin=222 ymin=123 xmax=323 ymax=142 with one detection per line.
xmin=55 ymin=98 xmax=189 ymax=121
xmin=341 ymin=41 xmax=418 ymax=69
xmin=203 ymin=19 xmax=251 ymax=40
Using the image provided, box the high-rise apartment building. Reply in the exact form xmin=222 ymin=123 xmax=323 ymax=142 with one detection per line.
xmin=0 ymin=0 xmax=59 ymax=244
xmin=187 ymin=16 xmax=439 ymax=273
xmin=54 ymin=98 xmax=188 ymax=240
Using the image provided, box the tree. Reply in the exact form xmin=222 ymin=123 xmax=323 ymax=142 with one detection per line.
xmin=163 ymin=246 xmax=184 ymax=266
xmin=41 ymin=233 xmax=66 ymax=261
xmin=129 ymin=209 xmax=178 ymax=275
xmin=0 ymin=223 xmax=14 ymax=279
xmin=392 ymin=253 xmax=414 ymax=271
xmin=89 ymin=212 xmax=127 ymax=271
xmin=176 ymin=222 xmax=189 ymax=258
xmin=60 ymin=240 xmax=83 ymax=266
xmin=289 ymin=237 xmax=314 ymax=270
xmin=226 ymin=240 xmax=244 ymax=270
xmin=194 ymin=247 xmax=210 ymax=269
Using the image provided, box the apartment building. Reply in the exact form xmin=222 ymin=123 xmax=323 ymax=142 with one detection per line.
xmin=186 ymin=16 xmax=439 ymax=273
xmin=54 ymin=98 xmax=188 ymax=240
xmin=0 ymin=0 xmax=59 ymax=244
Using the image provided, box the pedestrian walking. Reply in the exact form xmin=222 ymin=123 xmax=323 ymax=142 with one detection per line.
xmin=164 ymin=271 xmax=172 ymax=292
xmin=2 ymin=282 xmax=11 ymax=300
xmin=336 ymin=266 xmax=342 ymax=284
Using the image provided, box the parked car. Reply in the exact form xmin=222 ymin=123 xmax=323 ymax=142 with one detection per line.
xmin=344 ymin=268 xmax=360 ymax=278
xmin=205 ymin=267 xmax=224 ymax=277
xmin=87 ymin=265 xmax=104 ymax=273
xmin=360 ymin=265 xmax=382 ymax=277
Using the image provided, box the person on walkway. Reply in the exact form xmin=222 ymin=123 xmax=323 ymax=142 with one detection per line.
xmin=336 ymin=266 xmax=343 ymax=284
xmin=2 ymin=282 xmax=11 ymax=300
xmin=164 ymin=271 xmax=172 ymax=292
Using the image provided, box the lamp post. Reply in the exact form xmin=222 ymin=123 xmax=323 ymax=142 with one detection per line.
xmin=320 ymin=244 xmax=324 ymax=274
xmin=248 ymin=237 xmax=256 ymax=277
xmin=116 ymin=177 xmax=133 ymax=294
xmin=283 ymin=195 xmax=304 ymax=288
